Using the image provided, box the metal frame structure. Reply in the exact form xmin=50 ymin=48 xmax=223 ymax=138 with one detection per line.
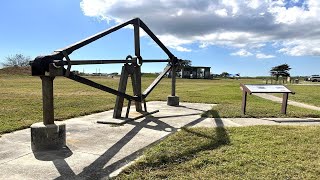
xmin=31 ymin=18 xmax=182 ymax=125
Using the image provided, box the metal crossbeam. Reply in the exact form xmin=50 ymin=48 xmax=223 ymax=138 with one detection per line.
xmin=67 ymin=71 xmax=140 ymax=102
xmin=143 ymin=65 xmax=172 ymax=98
xmin=53 ymin=59 xmax=170 ymax=66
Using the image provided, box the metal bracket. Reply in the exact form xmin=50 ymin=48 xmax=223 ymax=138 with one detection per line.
xmin=61 ymin=50 xmax=72 ymax=77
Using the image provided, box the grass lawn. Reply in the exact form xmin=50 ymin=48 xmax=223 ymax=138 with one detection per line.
xmin=275 ymin=84 xmax=320 ymax=107
xmin=1 ymin=75 xmax=320 ymax=134
xmin=116 ymin=126 xmax=320 ymax=179
xmin=2 ymin=74 xmax=320 ymax=178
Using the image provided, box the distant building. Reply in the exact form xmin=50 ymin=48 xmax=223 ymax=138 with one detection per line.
xmin=181 ymin=66 xmax=211 ymax=79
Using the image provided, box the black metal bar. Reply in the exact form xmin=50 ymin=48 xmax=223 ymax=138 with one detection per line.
xmin=56 ymin=19 xmax=136 ymax=55
xmin=139 ymin=20 xmax=174 ymax=58
xmin=171 ymin=65 xmax=176 ymax=96
xmin=134 ymin=19 xmax=140 ymax=57
xmin=53 ymin=59 xmax=170 ymax=66
xmin=131 ymin=66 xmax=143 ymax=112
xmin=66 ymin=71 xmax=140 ymax=101
xmin=143 ymin=60 xmax=170 ymax=63
xmin=52 ymin=18 xmax=174 ymax=60
xmin=114 ymin=65 xmax=130 ymax=118
xmin=126 ymin=100 xmax=131 ymax=118
xmin=143 ymin=100 xmax=147 ymax=112
xmin=143 ymin=65 xmax=172 ymax=97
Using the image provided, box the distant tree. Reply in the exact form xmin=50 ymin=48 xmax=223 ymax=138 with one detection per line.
xmin=270 ymin=64 xmax=291 ymax=80
xmin=177 ymin=60 xmax=192 ymax=72
xmin=170 ymin=60 xmax=192 ymax=77
xmin=179 ymin=60 xmax=192 ymax=68
xmin=220 ymin=72 xmax=230 ymax=77
xmin=1 ymin=54 xmax=31 ymax=67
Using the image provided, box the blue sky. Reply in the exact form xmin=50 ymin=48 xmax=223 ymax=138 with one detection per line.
xmin=0 ymin=0 xmax=319 ymax=76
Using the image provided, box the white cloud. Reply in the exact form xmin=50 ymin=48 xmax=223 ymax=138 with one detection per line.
xmin=256 ymin=53 xmax=275 ymax=59
xmin=231 ymin=49 xmax=253 ymax=57
xmin=246 ymin=0 xmax=262 ymax=9
xmin=215 ymin=8 xmax=228 ymax=17
xmin=279 ymin=39 xmax=320 ymax=56
xmin=80 ymin=0 xmax=320 ymax=56
xmin=157 ymin=34 xmax=193 ymax=52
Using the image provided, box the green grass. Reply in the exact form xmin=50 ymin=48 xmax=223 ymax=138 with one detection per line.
xmin=1 ymin=75 xmax=320 ymax=134
xmin=116 ymin=126 xmax=320 ymax=179
xmin=275 ymin=84 xmax=320 ymax=107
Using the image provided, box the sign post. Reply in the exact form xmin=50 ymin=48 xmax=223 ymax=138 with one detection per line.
xmin=240 ymin=84 xmax=294 ymax=115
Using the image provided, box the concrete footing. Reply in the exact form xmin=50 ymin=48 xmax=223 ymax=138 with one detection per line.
xmin=167 ymin=96 xmax=179 ymax=106
xmin=30 ymin=122 xmax=66 ymax=151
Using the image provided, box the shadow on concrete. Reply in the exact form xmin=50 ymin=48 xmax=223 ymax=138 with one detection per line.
xmin=178 ymin=105 xmax=207 ymax=112
xmin=148 ymin=113 xmax=201 ymax=120
xmin=118 ymin=110 xmax=230 ymax=173
xmin=33 ymin=146 xmax=73 ymax=161
xmin=51 ymin=107 xmax=214 ymax=179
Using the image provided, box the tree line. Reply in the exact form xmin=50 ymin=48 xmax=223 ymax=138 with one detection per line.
xmin=1 ymin=54 xmax=31 ymax=67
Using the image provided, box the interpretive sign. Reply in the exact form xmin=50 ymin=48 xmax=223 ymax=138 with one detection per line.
xmin=244 ymin=85 xmax=291 ymax=93
xmin=240 ymin=84 xmax=294 ymax=115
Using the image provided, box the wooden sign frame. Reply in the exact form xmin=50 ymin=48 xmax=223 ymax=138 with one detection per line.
xmin=240 ymin=84 xmax=295 ymax=115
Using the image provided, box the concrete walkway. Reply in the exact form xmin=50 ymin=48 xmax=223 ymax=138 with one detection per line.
xmin=1 ymin=101 xmax=320 ymax=179
xmin=253 ymin=93 xmax=320 ymax=111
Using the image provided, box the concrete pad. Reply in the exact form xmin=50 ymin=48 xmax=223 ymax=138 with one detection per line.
xmin=0 ymin=129 xmax=31 ymax=164
xmin=1 ymin=101 xmax=320 ymax=179
xmin=0 ymin=101 xmax=215 ymax=179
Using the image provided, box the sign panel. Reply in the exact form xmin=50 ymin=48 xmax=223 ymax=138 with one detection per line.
xmin=244 ymin=84 xmax=292 ymax=93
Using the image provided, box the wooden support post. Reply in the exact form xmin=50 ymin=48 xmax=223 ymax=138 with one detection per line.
xmin=40 ymin=76 xmax=55 ymax=125
xmin=241 ymin=90 xmax=247 ymax=115
xmin=113 ymin=65 xmax=129 ymax=118
xmin=281 ymin=93 xmax=289 ymax=114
